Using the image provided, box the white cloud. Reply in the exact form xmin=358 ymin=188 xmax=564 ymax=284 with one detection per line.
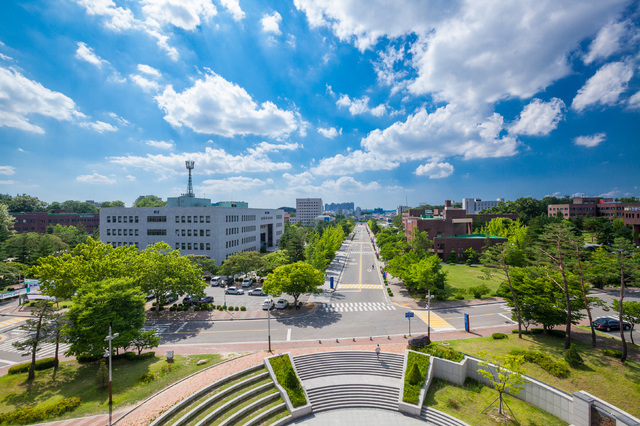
xmin=17 ymin=148 xmax=28 ymax=153
xmin=108 ymin=112 xmax=131 ymax=126
xmin=415 ymin=161 xmax=454 ymax=179
xmin=0 ymin=166 xmax=16 ymax=175
xmin=145 ymin=28 xmax=180 ymax=61
xmin=137 ymin=64 xmax=161 ymax=78
xmin=199 ymin=176 xmax=267 ymax=192
xmin=571 ymin=61 xmax=634 ymax=111
xmin=312 ymin=150 xmax=399 ymax=175
xmin=220 ymin=0 xmax=245 ymax=21
xmin=0 ymin=53 xmax=13 ymax=61
xmin=573 ymin=132 xmax=606 ymax=148
xmin=583 ymin=20 xmax=632 ymax=64
xmin=145 ymin=140 xmax=174 ymax=149
xmin=627 ymin=91 xmax=640 ymax=110
xmin=76 ymin=173 xmax=117 ymax=184
xmin=336 ymin=94 xmax=387 ymax=116
xmin=265 ymin=175 xmax=383 ymax=198
xmin=373 ymin=44 xmax=407 ymax=91
xmin=509 ymin=98 xmax=565 ymax=136
xmin=75 ymin=0 xmax=136 ymax=31
xmin=75 ymin=42 xmax=108 ymax=67
xmin=126 ymin=175 xmax=136 ymax=181
xmin=286 ymin=34 xmax=297 ymax=48
xmin=79 ymin=121 xmax=118 ymax=133
xmin=0 ymin=180 xmax=15 ymax=185
xmin=261 ymin=11 xmax=282 ymax=35
xmin=326 ymin=84 xmax=335 ymax=96
xmin=109 ymin=143 xmax=300 ymax=175
xmin=155 ymin=71 xmax=299 ymax=137
xmin=317 ymin=127 xmax=342 ymax=139
xmin=141 ymin=0 xmax=217 ymax=31
xmin=0 ymin=66 xmax=86 ymax=133
xmin=131 ymin=74 xmax=160 ymax=92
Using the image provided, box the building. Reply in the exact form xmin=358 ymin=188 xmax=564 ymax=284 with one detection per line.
xmin=462 ymin=198 xmax=504 ymax=215
xmin=295 ymin=198 xmax=323 ymax=226
xmin=212 ymin=201 xmax=249 ymax=208
xmin=325 ymin=202 xmax=354 ymax=212
xmin=10 ymin=210 xmax=100 ymax=235
xmin=396 ymin=205 xmax=410 ymax=216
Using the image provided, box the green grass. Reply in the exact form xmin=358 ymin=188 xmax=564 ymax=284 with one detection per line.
xmin=425 ymin=378 xmax=567 ymax=426
xmin=441 ymin=264 xmax=501 ymax=298
xmin=0 ymin=353 xmax=222 ymax=424
xmin=268 ymin=355 xmax=307 ymax=407
xmin=402 ymin=352 xmax=430 ymax=404
xmin=185 ymin=387 xmax=278 ymax=426
xmin=446 ymin=333 xmax=640 ymax=418
xmin=412 ymin=343 xmax=464 ymax=363
xmin=232 ymin=396 xmax=285 ymax=425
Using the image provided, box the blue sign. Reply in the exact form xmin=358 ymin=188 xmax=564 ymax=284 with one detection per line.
xmin=330 ymin=277 xmax=334 ymax=288
xmin=154 ymin=210 xmax=160 ymax=214
xmin=405 ymin=312 xmax=414 ymax=319
xmin=464 ymin=313 xmax=470 ymax=332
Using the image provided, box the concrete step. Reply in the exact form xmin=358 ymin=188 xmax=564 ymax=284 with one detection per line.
xmin=420 ymin=407 xmax=472 ymax=426
xmin=218 ymin=391 xmax=281 ymax=426
xmin=307 ymin=384 xmax=399 ymax=413
xmin=241 ymin=402 xmax=287 ymax=426
xmin=293 ymin=351 xmax=404 ymax=381
xmin=193 ymin=382 xmax=276 ymax=426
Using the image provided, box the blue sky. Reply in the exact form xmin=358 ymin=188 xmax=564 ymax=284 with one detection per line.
xmin=1 ymin=0 xmax=639 ymax=210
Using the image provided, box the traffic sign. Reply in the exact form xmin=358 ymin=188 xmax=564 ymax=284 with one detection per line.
xmin=405 ymin=312 xmax=414 ymax=318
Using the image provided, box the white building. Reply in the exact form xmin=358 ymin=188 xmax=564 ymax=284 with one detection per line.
xmin=462 ymin=198 xmax=505 ymax=215
xmin=100 ymin=199 xmax=284 ymax=263
xmin=295 ymin=198 xmax=323 ymax=225
xmin=396 ymin=205 xmax=410 ymax=216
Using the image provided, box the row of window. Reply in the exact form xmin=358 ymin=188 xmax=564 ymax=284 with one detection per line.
xmin=107 ymin=216 xmax=139 ymax=223
xmin=175 ymin=242 xmax=211 ymax=251
xmin=242 ymin=225 xmax=256 ymax=232
xmin=261 ymin=216 xmax=273 ymax=221
xmin=226 ymin=239 xmax=240 ymax=248
xmin=148 ymin=229 xmax=167 ymax=236
xmin=107 ymin=229 xmax=139 ymax=236
xmin=276 ymin=215 xmax=282 ymax=219
xmin=241 ymin=215 xmax=256 ymax=221
xmin=226 ymin=227 xmax=239 ymax=235
xmin=148 ymin=216 xmax=167 ymax=222
xmin=226 ymin=215 xmax=238 ymax=222
xmin=15 ymin=218 xmax=97 ymax=224
xmin=176 ymin=229 xmax=211 ymax=237
xmin=107 ymin=242 xmax=138 ymax=248
xmin=175 ymin=215 xmax=210 ymax=223
xmin=276 ymin=230 xmax=282 ymax=236
xmin=242 ymin=236 xmax=256 ymax=244
xmin=276 ymin=222 xmax=283 ymax=227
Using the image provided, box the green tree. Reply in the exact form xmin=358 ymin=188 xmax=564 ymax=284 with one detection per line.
xmin=0 ymin=262 xmax=28 ymax=290
xmin=3 ymin=233 xmax=67 ymax=265
xmin=278 ymin=223 xmax=306 ymax=262
xmin=305 ymin=225 xmax=344 ymax=271
xmin=0 ymin=203 xmax=15 ymax=243
xmin=64 ymin=278 xmax=146 ymax=357
xmin=131 ymin=330 xmax=160 ymax=355
xmin=477 ymin=351 xmax=527 ymax=418
xmin=134 ymin=195 xmax=166 ymax=207
xmin=185 ymin=254 xmax=218 ymax=275
xmin=5 ymin=194 xmax=48 ymax=213
xmin=367 ymin=219 xmax=380 ymax=234
xmin=219 ymin=251 xmax=266 ymax=279
xmin=406 ymin=256 xmax=447 ymax=293
xmin=262 ymin=262 xmax=324 ymax=306
xmin=392 ymin=213 xmax=403 ymax=228
xmin=475 ymin=218 xmax=529 ymax=249
xmin=260 ymin=250 xmax=291 ymax=276
xmin=409 ymin=228 xmax=432 ymax=259
xmin=100 ymin=200 xmax=125 ymax=208
xmin=608 ymin=300 xmax=640 ymax=345
xmin=50 ymin=224 xmax=89 ymax=249
xmin=463 ymin=247 xmax=479 ymax=263
xmin=12 ymin=300 xmax=56 ymax=379
xmin=447 ymin=250 xmax=457 ymax=264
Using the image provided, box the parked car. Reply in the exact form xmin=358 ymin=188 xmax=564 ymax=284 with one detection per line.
xmin=145 ymin=294 xmax=156 ymax=301
xmin=225 ymin=276 xmax=234 ymax=286
xmin=182 ymin=295 xmax=195 ymax=304
xmin=275 ymin=299 xmax=289 ymax=309
xmin=593 ymin=317 xmax=631 ymax=332
xmin=210 ymin=276 xmax=222 ymax=286
xmin=193 ymin=296 xmax=214 ymax=305
xmin=161 ymin=294 xmax=178 ymax=305
xmin=225 ymin=287 xmax=245 ymax=295
xmin=241 ymin=278 xmax=254 ymax=288
xmin=248 ymin=288 xmax=266 ymax=296
xmin=262 ymin=298 xmax=274 ymax=310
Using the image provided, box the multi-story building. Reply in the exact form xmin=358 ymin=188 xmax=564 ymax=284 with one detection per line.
xmin=461 ymin=198 xmax=504 ymax=215
xmin=325 ymin=202 xmax=354 ymax=212
xmin=295 ymin=198 xmax=323 ymax=226
xmin=396 ymin=205 xmax=410 ymax=217
xmin=10 ymin=210 xmax=100 ymax=235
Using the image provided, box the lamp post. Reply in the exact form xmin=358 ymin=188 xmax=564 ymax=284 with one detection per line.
xmin=267 ymin=303 xmax=272 ymax=352
xmin=427 ymin=289 xmax=432 ymax=339
xmin=104 ymin=324 xmax=119 ymax=407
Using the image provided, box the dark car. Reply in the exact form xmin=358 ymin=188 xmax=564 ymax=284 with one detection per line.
xmin=182 ymin=295 xmax=197 ymax=305
xmin=593 ymin=318 xmax=631 ymax=332
xmin=161 ymin=294 xmax=178 ymax=305
xmin=193 ymin=296 xmax=214 ymax=305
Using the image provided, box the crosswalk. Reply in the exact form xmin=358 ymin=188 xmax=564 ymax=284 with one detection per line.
xmin=338 ymin=284 xmax=382 ymax=290
xmin=412 ymin=310 xmax=456 ymax=331
xmin=0 ymin=317 xmax=29 ymax=330
xmin=322 ymin=302 xmax=397 ymax=312
xmin=142 ymin=324 xmax=171 ymax=335
xmin=0 ymin=329 xmax=71 ymax=359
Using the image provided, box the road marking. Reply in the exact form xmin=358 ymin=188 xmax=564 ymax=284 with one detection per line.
xmin=322 ymin=302 xmax=396 ymax=312
xmin=0 ymin=329 xmax=71 ymax=358
xmin=499 ymin=313 xmax=517 ymax=324
xmin=359 ymin=243 xmax=363 ymax=285
xmin=174 ymin=322 xmax=188 ymax=333
xmin=0 ymin=317 xmax=29 ymax=330
xmin=161 ymin=329 xmax=276 ymax=335
xmin=287 ymin=328 xmax=291 ymax=341
xmin=338 ymin=284 xmax=382 ymax=290
xmin=0 ymin=358 xmax=17 ymax=365
xmin=412 ymin=310 xmax=456 ymax=331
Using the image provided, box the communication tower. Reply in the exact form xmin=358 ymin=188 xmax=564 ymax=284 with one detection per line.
xmin=185 ymin=160 xmax=195 ymax=197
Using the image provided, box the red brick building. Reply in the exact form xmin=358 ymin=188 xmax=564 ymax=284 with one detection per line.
xmin=10 ymin=210 xmax=100 ymax=235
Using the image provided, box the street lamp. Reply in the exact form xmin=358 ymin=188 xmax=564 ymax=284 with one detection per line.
xmin=104 ymin=324 xmax=119 ymax=408
xmin=427 ymin=289 xmax=433 ymax=339
xmin=267 ymin=302 xmax=272 ymax=352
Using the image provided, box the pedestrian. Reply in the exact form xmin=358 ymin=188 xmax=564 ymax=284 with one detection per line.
xmin=296 ymin=301 xmax=300 ymax=310
xmin=375 ymin=344 xmax=381 ymax=360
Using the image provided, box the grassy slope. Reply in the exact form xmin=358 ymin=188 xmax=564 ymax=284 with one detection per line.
xmin=441 ymin=264 xmax=502 ymax=298
xmin=446 ymin=334 xmax=640 ymax=418
xmin=0 ymin=354 xmax=222 ymax=423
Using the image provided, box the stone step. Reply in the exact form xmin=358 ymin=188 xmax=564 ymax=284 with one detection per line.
xmin=420 ymin=407 xmax=472 ymax=426
xmin=193 ymin=382 xmax=276 ymax=426
xmin=293 ymin=352 xmax=404 ymax=381
xmin=218 ymin=391 xmax=281 ymax=426
xmin=241 ymin=402 xmax=287 ymax=426
xmin=307 ymin=384 xmax=399 ymax=413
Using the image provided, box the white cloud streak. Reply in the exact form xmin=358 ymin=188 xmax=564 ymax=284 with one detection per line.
xmin=573 ymin=133 xmax=606 ymax=148
xmin=76 ymin=173 xmax=117 ymax=184
xmin=79 ymin=121 xmax=118 ymax=133
xmin=220 ymin=0 xmax=245 ymax=21
xmin=75 ymin=42 xmax=108 ymax=67
xmin=137 ymin=64 xmax=161 ymax=78
xmin=571 ymin=61 xmax=634 ymax=111
xmin=317 ymin=127 xmax=342 ymax=139
xmin=0 ymin=166 xmax=16 ymax=175
xmin=145 ymin=140 xmax=174 ymax=149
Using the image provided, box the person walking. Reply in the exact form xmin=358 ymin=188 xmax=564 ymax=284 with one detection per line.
xmin=375 ymin=344 xmax=381 ymax=360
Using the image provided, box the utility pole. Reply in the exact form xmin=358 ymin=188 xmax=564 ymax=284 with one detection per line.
xmin=104 ymin=324 xmax=119 ymax=408
xmin=427 ymin=289 xmax=431 ymax=339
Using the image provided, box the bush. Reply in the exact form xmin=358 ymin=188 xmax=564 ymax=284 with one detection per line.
xmin=0 ymin=397 xmax=82 ymax=424
xmin=8 ymin=357 xmax=57 ymax=375
xmin=603 ymin=349 xmax=622 ymax=358
xmin=408 ymin=362 xmax=422 ymax=386
xmin=509 ymin=349 xmax=569 ymax=378
xmin=235 ymin=306 xmax=240 ymax=311
xmin=77 ymin=354 xmax=104 ymax=363
xmin=564 ymin=344 xmax=584 ymax=368
xmin=548 ymin=329 xmax=566 ymax=339
xmin=285 ymin=369 xmax=299 ymax=389
xmin=139 ymin=372 xmax=155 ymax=384
xmin=241 ymin=306 xmax=246 ymax=311
xmin=125 ymin=351 xmax=155 ymax=361
xmin=492 ymin=333 xmax=508 ymax=340
xmin=467 ymin=284 xmax=490 ymax=299
xmin=413 ymin=343 xmax=464 ymax=362
xmin=160 ymin=364 xmax=174 ymax=376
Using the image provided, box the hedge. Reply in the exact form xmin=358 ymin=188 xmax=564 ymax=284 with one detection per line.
xmin=492 ymin=333 xmax=508 ymax=340
xmin=0 ymin=397 xmax=81 ymax=424
xmin=509 ymin=349 xmax=569 ymax=378
xmin=413 ymin=343 xmax=464 ymax=363
xmin=125 ymin=351 xmax=155 ymax=361
xmin=8 ymin=357 xmax=57 ymax=375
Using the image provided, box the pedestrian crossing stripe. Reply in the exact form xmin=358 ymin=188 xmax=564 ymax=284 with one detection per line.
xmin=0 ymin=334 xmax=71 ymax=359
xmin=412 ymin=310 xmax=456 ymax=331
xmin=142 ymin=325 xmax=170 ymax=335
xmin=347 ymin=251 xmax=375 ymax=254
xmin=338 ymin=284 xmax=382 ymax=289
xmin=0 ymin=317 xmax=29 ymax=330
xmin=322 ymin=302 xmax=396 ymax=312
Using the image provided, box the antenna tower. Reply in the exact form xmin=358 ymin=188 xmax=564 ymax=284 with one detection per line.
xmin=185 ymin=160 xmax=195 ymax=197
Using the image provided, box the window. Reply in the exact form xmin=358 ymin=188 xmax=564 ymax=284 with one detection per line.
xmin=176 ymin=216 xmax=180 ymax=223
xmin=176 ymin=229 xmax=180 ymax=236
xmin=182 ymin=216 xmax=186 ymax=223
xmin=135 ymin=216 xmax=139 ymax=223
xmin=124 ymin=216 xmax=128 ymax=223
xmin=123 ymin=229 xmax=128 ymax=236
xmin=118 ymin=216 xmax=122 ymax=223
xmin=200 ymin=243 xmax=204 ymax=250
xmin=129 ymin=216 xmax=133 ymax=223
xmin=182 ymin=229 xmax=186 ymax=236
xmin=107 ymin=229 xmax=111 ymax=236
xmin=193 ymin=243 xmax=198 ymax=250
xmin=188 ymin=229 xmax=192 ymax=237
xmin=206 ymin=243 xmax=210 ymax=250
xmin=107 ymin=216 xmax=111 ymax=223
xmin=135 ymin=229 xmax=139 ymax=236
xmin=175 ymin=243 xmax=180 ymax=249
xmin=200 ymin=229 xmax=204 ymax=237
xmin=206 ymin=216 xmax=210 ymax=223
xmin=193 ymin=216 xmax=198 ymax=223
xmin=147 ymin=229 xmax=167 ymax=236
xmin=188 ymin=243 xmax=192 ymax=250
xmin=206 ymin=229 xmax=211 ymax=236
xmin=200 ymin=216 xmax=204 ymax=223
xmin=147 ymin=216 xmax=167 ymax=222
xmin=182 ymin=243 xmax=186 ymax=250
xmin=118 ymin=229 xmax=122 ymax=236
xmin=188 ymin=216 xmax=192 ymax=223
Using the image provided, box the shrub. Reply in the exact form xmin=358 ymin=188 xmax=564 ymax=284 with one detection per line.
xmin=285 ymin=369 xmax=299 ymax=389
xmin=218 ymin=305 xmax=224 ymax=311
xmin=269 ymin=355 xmax=306 ymax=407
xmin=160 ymin=364 xmax=174 ymax=376
xmin=492 ymin=333 xmax=508 ymax=340
xmin=139 ymin=372 xmax=155 ymax=384
xmin=8 ymin=357 xmax=57 ymax=375
xmin=548 ymin=329 xmax=566 ymax=339
xmin=408 ymin=362 xmax=422 ymax=386
xmin=125 ymin=351 xmax=155 ymax=361
xmin=603 ymin=349 xmax=622 ymax=358
xmin=402 ymin=352 xmax=430 ymax=404
xmin=151 ymin=302 xmax=157 ymax=307
xmin=77 ymin=354 xmax=104 ymax=363
xmin=414 ymin=343 xmax=464 ymax=362
xmin=241 ymin=306 xmax=246 ymax=311
xmin=227 ymin=306 xmax=233 ymax=311
xmin=564 ymin=344 xmax=584 ymax=368
xmin=0 ymin=397 xmax=82 ymax=424
xmin=235 ymin=306 xmax=240 ymax=311
xmin=509 ymin=349 xmax=569 ymax=378
xmin=467 ymin=284 xmax=490 ymax=299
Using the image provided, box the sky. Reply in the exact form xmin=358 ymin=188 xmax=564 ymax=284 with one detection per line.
xmin=0 ymin=0 xmax=639 ymax=210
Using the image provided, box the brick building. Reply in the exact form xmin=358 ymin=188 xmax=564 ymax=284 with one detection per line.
xmin=10 ymin=210 xmax=100 ymax=235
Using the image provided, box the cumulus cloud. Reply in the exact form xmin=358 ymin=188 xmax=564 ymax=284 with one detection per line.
xmin=336 ymin=94 xmax=387 ymax=116
xmin=141 ymin=0 xmax=217 ymax=31
xmin=146 ymin=140 xmax=174 ymax=149
xmin=155 ymin=71 xmax=299 ymax=137
xmin=199 ymin=176 xmax=268 ymax=192
xmin=571 ymin=61 xmax=634 ymax=112
xmin=509 ymin=98 xmax=565 ymax=136
xmin=75 ymin=0 xmax=136 ymax=31
xmin=131 ymin=74 xmax=160 ymax=92
xmin=415 ymin=161 xmax=454 ymax=179
xmin=220 ymin=0 xmax=245 ymax=21
xmin=126 ymin=175 xmax=136 ymax=181
xmin=373 ymin=44 xmax=407 ymax=90
xmin=108 ymin=112 xmax=131 ymax=126
xmin=76 ymin=173 xmax=116 ymax=184
xmin=0 ymin=166 xmax=16 ymax=175
xmin=0 ymin=66 xmax=86 ymax=133
xmin=627 ymin=91 xmax=640 ymax=110
xmin=317 ymin=127 xmax=342 ymax=139
xmin=109 ymin=143 xmax=300 ymax=175
xmin=264 ymin=175 xmax=384 ymax=198
xmin=261 ymin=11 xmax=282 ymax=35
xmin=75 ymin=42 xmax=108 ymax=67
xmin=583 ymin=20 xmax=632 ymax=64
xmin=0 ymin=180 xmax=15 ymax=185
xmin=137 ymin=64 xmax=161 ymax=78
xmin=79 ymin=121 xmax=118 ymax=132
xmin=573 ymin=133 xmax=606 ymax=148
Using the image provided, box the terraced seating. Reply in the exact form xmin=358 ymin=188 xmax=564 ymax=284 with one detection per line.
xmin=293 ymin=351 xmax=404 ymax=381
xmin=149 ymin=365 xmax=288 ymax=426
xmin=420 ymin=406 xmax=472 ymax=426
xmin=306 ymin=384 xmax=399 ymax=413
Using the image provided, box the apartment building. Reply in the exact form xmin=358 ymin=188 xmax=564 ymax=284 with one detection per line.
xmin=294 ymin=198 xmax=323 ymax=225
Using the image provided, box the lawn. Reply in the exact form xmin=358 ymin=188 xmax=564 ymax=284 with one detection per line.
xmin=445 ymin=332 xmax=640 ymax=418
xmin=425 ymin=377 xmax=567 ymax=426
xmin=440 ymin=264 xmax=502 ymax=299
xmin=0 ymin=353 xmax=223 ymax=424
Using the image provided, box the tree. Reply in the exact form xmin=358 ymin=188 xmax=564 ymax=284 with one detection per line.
xmin=12 ymin=300 xmax=56 ymax=379
xmin=392 ymin=213 xmax=403 ymax=228
xmin=367 ymin=219 xmax=380 ymax=234
xmin=133 ymin=195 xmax=166 ymax=208
xmin=219 ymin=250 xmax=266 ymax=279
xmin=64 ymin=278 xmax=146 ymax=357
xmin=447 ymin=250 xmax=457 ymax=264
xmin=137 ymin=242 xmax=206 ymax=317
xmin=464 ymin=247 xmax=480 ymax=264
xmin=50 ymin=224 xmax=89 ymax=249
xmin=609 ymin=300 xmax=640 ymax=345
xmin=5 ymin=194 xmax=48 ymax=213
xmin=262 ymin=262 xmax=324 ymax=306
xmin=0 ymin=262 xmax=28 ymax=290
xmin=3 ymin=233 xmax=67 ymax=265
xmin=0 ymin=203 xmax=15 ymax=243
xmin=186 ymin=255 xmax=218 ymax=275
xmin=477 ymin=351 xmax=527 ymax=419
xmin=409 ymin=228 xmax=432 ymax=259
xmin=260 ymin=250 xmax=291 ymax=276
xmin=100 ymin=200 xmax=125 ymax=208
xmin=278 ymin=223 xmax=306 ymax=262
xmin=475 ymin=218 xmax=528 ymax=249
xmin=44 ymin=309 xmax=67 ymax=369
xmin=406 ymin=256 xmax=447 ymax=293
xmin=305 ymin=225 xmax=344 ymax=271
xmin=568 ymin=238 xmax=602 ymax=348
xmin=131 ymin=330 xmax=160 ymax=355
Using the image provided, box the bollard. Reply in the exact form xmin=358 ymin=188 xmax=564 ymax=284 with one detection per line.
xmin=353 ymin=337 xmax=355 ymax=342
xmin=404 ymin=335 xmax=406 ymax=339
xmin=336 ymin=338 xmax=339 ymax=343
xmin=387 ymin=335 xmax=390 ymax=339
xmin=370 ymin=336 xmax=372 ymax=341
xmin=319 ymin=340 xmax=322 ymax=344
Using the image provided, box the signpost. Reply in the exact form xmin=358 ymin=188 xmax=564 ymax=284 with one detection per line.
xmin=464 ymin=313 xmax=470 ymax=332
xmin=405 ymin=311 xmax=414 ymax=336
xmin=330 ymin=276 xmax=334 ymax=289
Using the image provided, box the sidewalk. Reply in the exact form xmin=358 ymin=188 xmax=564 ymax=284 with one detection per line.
xmin=320 ymin=238 xmax=351 ymax=292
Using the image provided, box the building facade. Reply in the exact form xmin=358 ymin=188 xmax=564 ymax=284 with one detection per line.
xmin=10 ymin=210 xmax=100 ymax=235
xmin=295 ymin=198 xmax=323 ymax=225
xmin=100 ymin=204 xmax=284 ymax=262
xmin=461 ymin=198 xmax=504 ymax=215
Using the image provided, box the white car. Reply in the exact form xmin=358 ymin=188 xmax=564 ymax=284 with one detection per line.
xmin=248 ymin=288 xmax=266 ymax=296
xmin=241 ymin=278 xmax=254 ymax=288
xmin=262 ymin=298 xmax=274 ymax=310
xmin=275 ymin=299 xmax=289 ymax=309
xmin=210 ymin=276 xmax=222 ymax=286
xmin=225 ymin=287 xmax=245 ymax=295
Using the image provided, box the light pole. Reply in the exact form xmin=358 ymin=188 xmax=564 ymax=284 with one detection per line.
xmin=427 ymin=289 xmax=431 ymax=339
xmin=104 ymin=324 xmax=119 ymax=407
xmin=267 ymin=303 xmax=272 ymax=352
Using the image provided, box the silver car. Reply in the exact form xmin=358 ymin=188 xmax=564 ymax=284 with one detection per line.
xmin=225 ymin=287 xmax=245 ymax=295
xmin=248 ymin=287 xmax=266 ymax=296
